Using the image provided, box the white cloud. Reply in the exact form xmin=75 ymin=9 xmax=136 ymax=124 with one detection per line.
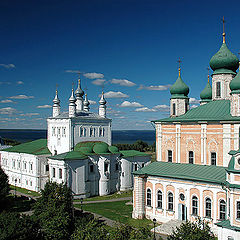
xmin=0 ymin=99 xmax=14 ymax=103
xmin=119 ymin=101 xmax=143 ymax=108
xmin=89 ymin=100 xmax=96 ymax=105
xmin=37 ymin=105 xmax=52 ymax=109
xmin=20 ymin=113 xmax=39 ymax=116
xmin=92 ymin=79 xmax=106 ymax=86
xmin=17 ymin=81 xmax=24 ymax=85
xmin=65 ymin=70 xmax=81 ymax=73
xmin=111 ymin=79 xmax=136 ymax=87
xmin=153 ymin=104 xmax=170 ymax=112
xmin=189 ymin=97 xmax=200 ymax=104
xmin=84 ymin=72 xmax=104 ymax=79
xmin=9 ymin=95 xmax=34 ymax=99
xmin=0 ymin=64 xmax=15 ymax=69
xmin=135 ymin=107 xmax=157 ymax=112
xmin=116 ymin=116 xmax=126 ymax=119
xmin=138 ymin=84 xmax=171 ymax=91
xmin=0 ymin=107 xmax=17 ymax=115
xmin=104 ymin=91 xmax=129 ymax=98
xmin=0 ymin=82 xmax=11 ymax=85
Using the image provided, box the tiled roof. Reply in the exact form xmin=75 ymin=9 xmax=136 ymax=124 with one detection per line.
xmin=153 ymin=100 xmax=240 ymax=123
xmin=2 ymin=139 xmax=50 ymax=155
xmin=133 ymin=161 xmax=227 ymax=185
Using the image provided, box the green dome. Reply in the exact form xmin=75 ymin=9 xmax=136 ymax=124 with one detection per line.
xmin=93 ymin=142 xmax=109 ymax=154
xmin=210 ymin=43 xmax=239 ymax=74
xmin=230 ymin=71 xmax=240 ymax=92
xmin=170 ymin=73 xmax=189 ymax=97
xmin=108 ymin=146 xmax=119 ymax=153
xmin=79 ymin=146 xmax=93 ymax=154
xmin=200 ymin=82 xmax=212 ymax=100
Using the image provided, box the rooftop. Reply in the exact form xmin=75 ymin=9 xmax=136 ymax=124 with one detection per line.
xmin=153 ymin=100 xmax=240 ymax=123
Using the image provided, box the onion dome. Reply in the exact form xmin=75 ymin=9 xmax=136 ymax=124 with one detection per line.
xmin=230 ymin=71 xmax=240 ymax=93
xmin=79 ymin=146 xmax=93 ymax=154
xmin=200 ymin=75 xmax=212 ymax=101
xmin=93 ymin=142 xmax=109 ymax=154
xmin=75 ymin=78 xmax=84 ymax=98
xmin=53 ymin=90 xmax=60 ymax=105
xmin=108 ymin=146 xmax=119 ymax=153
xmin=69 ymin=88 xmax=76 ymax=103
xmin=83 ymin=94 xmax=90 ymax=107
xmin=99 ymin=92 xmax=106 ymax=105
xmin=170 ymin=68 xmax=189 ymax=98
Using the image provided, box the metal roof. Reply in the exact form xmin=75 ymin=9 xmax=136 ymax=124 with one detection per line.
xmin=49 ymin=151 xmax=87 ymax=160
xmin=153 ymin=100 xmax=240 ymax=123
xmin=133 ymin=161 xmax=227 ymax=185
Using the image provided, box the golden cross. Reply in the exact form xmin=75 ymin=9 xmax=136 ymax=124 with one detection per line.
xmin=207 ymin=67 xmax=210 ymax=83
xmin=56 ymin=83 xmax=58 ymax=93
xmin=177 ymin=57 xmax=181 ymax=69
xmin=222 ymin=16 xmax=226 ymax=43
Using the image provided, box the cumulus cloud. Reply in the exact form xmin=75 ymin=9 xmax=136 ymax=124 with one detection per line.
xmin=135 ymin=107 xmax=157 ymax=112
xmin=20 ymin=113 xmax=39 ymax=116
xmin=119 ymin=101 xmax=143 ymax=108
xmin=37 ymin=105 xmax=52 ymax=109
xmin=111 ymin=79 xmax=136 ymax=87
xmin=153 ymin=104 xmax=170 ymax=112
xmin=104 ymin=91 xmax=129 ymax=98
xmin=0 ymin=107 xmax=17 ymax=115
xmin=189 ymin=97 xmax=200 ymax=104
xmin=17 ymin=81 xmax=24 ymax=85
xmin=0 ymin=99 xmax=14 ymax=103
xmin=0 ymin=64 xmax=15 ymax=69
xmin=0 ymin=81 xmax=11 ymax=85
xmin=9 ymin=95 xmax=34 ymax=99
xmin=65 ymin=70 xmax=81 ymax=73
xmin=138 ymin=84 xmax=171 ymax=91
xmin=89 ymin=100 xmax=96 ymax=105
xmin=84 ymin=72 xmax=104 ymax=79
xmin=92 ymin=79 xmax=106 ymax=86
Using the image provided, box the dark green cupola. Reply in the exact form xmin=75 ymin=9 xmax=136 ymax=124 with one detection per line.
xmin=170 ymin=68 xmax=189 ymax=99
xmin=230 ymin=70 xmax=240 ymax=93
xmin=200 ymin=75 xmax=212 ymax=104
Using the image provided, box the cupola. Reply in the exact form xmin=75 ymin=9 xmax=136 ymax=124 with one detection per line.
xmin=83 ymin=93 xmax=90 ymax=111
xmin=200 ymin=74 xmax=212 ymax=105
xmin=230 ymin=71 xmax=240 ymax=93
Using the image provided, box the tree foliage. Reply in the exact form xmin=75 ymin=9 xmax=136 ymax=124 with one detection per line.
xmin=167 ymin=218 xmax=216 ymax=240
xmin=0 ymin=167 xmax=10 ymax=207
xmin=114 ymin=140 xmax=155 ymax=152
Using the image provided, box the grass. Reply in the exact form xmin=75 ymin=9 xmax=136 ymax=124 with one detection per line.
xmin=75 ymin=200 xmax=153 ymax=229
xmin=74 ymin=190 xmax=132 ymax=202
xmin=10 ymin=185 xmax=40 ymax=197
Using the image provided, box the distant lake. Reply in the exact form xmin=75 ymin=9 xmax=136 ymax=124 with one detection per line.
xmin=0 ymin=129 xmax=155 ymax=145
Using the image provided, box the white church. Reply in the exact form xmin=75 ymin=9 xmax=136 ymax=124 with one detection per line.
xmin=0 ymin=78 xmax=151 ymax=197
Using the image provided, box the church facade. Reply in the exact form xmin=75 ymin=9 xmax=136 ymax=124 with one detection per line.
xmin=0 ymin=79 xmax=151 ymax=197
xmin=133 ymin=28 xmax=240 ymax=239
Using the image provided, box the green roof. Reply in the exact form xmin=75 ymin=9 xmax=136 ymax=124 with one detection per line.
xmin=215 ymin=219 xmax=240 ymax=232
xmin=120 ymin=150 xmax=150 ymax=157
xmin=49 ymin=151 xmax=87 ymax=160
xmin=133 ymin=161 xmax=227 ymax=185
xmin=230 ymin=71 xmax=240 ymax=92
xmin=170 ymin=72 xmax=189 ymax=97
xmin=153 ymin=100 xmax=240 ymax=123
xmin=200 ymin=81 xmax=212 ymax=100
xmin=2 ymin=139 xmax=50 ymax=155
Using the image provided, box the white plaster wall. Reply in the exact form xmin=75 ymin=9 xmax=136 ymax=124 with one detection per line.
xmin=217 ymin=226 xmax=240 ymax=240
xmin=170 ymin=98 xmax=189 ymax=117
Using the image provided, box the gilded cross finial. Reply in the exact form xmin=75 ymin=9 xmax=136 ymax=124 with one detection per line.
xmin=56 ymin=84 xmax=58 ymax=94
xmin=222 ymin=16 xmax=226 ymax=43
xmin=207 ymin=67 xmax=210 ymax=83
xmin=177 ymin=57 xmax=182 ymax=76
xmin=72 ymin=82 xmax=74 ymax=91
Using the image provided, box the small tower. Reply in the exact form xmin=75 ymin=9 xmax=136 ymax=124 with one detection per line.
xmin=69 ymin=88 xmax=76 ymax=117
xmin=83 ymin=93 xmax=90 ymax=112
xmin=230 ymin=66 xmax=240 ymax=116
xmin=169 ymin=59 xmax=189 ymax=117
xmin=75 ymin=76 xmax=84 ymax=111
xmin=209 ymin=17 xmax=239 ymax=100
xmin=99 ymin=91 xmax=107 ymax=118
xmin=200 ymin=70 xmax=212 ymax=105
xmin=52 ymin=88 xmax=60 ymax=117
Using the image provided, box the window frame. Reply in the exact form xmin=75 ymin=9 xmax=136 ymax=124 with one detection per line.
xmin=168 ymin=150 xmax=173 ymax=162
xmin=157 ymin=190 xmax=163 ymax=209
xmin=205 ymin=197 xmax=212 ymax=218
xmin=211 ymin=152 xmax=217 ymax=165
xmin=236 ymin=201 xmax=240 ymax=219
xmin=168 ymin=192 xmax=174 ymax=211
xmin=172 ymin=103 xmax=176 ymax=115
xmin=189 ymin=151 xmax=194 ymax=164
xmin=146 ymin=188 xmax=152 ymax=207
xmin=59 ymin=168 xmax=62 ymax=179
xmin=219 ymin=199 xmax=226 ymax=220
xmin=192 ymin=196 xmax=198 ymax=216
xmin=216 ymin=81 xmax=221 ymax=98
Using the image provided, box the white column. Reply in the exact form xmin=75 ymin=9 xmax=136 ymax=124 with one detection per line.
xmin=200 ymin=188 xmax=203 ymax=218
xmin=152 ymin=181 xmax=156 ymax=217
xmin=157 ymin=124 xmax=162 ymax=162
xmin=175 ymin=187 xmax=179 ymax=219
xmin=163 ymin=183 xmax=167 ymax=217
xmin=213 ymin=190 xmax=217 ymax=222
xmin=176 ymin=124 xmax=181 ymax=163
xmin=201 ymin=124 xmax=207 ymax=165
xmin=223 ymin=124 xmax=231 ymax=167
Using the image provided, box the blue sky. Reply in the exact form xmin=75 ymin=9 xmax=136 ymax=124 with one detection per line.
xmin=0 ymin=0 xmax=240 ymax=130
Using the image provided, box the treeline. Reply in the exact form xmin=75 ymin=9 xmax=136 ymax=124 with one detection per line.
xmin=2 ymin=138 xmax=20 ymax=146
xmin=114 ymin=140 xmax=156 ymax=152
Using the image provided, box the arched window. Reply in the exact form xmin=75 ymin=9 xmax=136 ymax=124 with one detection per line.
xmin=189 ymin=151 xmax=194 ymax=164
xmin=216 ymin=82 xmax=221 ymax=98
xmin=205 ymin=198 xmax=211 ymax=218
xmin=192 ymin=196 xmax=198 ymax=216
xmin=157 ymin=190 xmax=163 ymax=209
xmin=168 ymin=192 xmax=173 ymax=211
xmin=211 ymin=152 xmax=217 ymax=165
xmin=219 ymin=199 xmax=226 ymax=220
xmin=173 ymin=103 xmax=176 ymax=115
xmin=237 ymin=201 xmax=240 ymax=219
xmin=146 ymin=189 xmax=151 ymax=207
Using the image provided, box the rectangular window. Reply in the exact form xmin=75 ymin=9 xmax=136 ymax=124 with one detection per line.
xmin=53 ymin=168 xmax=56 ymax=178
xmin=45 ymin=165 xmax=49 ymax=172
xmin=59 ymin=169 xmax=62 ymax=179
xmin=115 ymin=163 xmax=119 ymax=171
xmin=237 ymin=201 xmax=240 ymax=219
xmin=104 ymin=163 xmax=108 ymax=172
xmin=216 ymin=82 xmax=221 ymax=98
xmin=172 ymin=103 xmax=176 ymax=115
xmin=24 ymin=162 xmax=26 ymax=170
xmin=90 ymin=128 xmax=93 ymax=137
xmin=211 ymin=152 xmax=217 ymax=165
xmin=30 ymin=163 xmax=33 ymax=171
xmin=90 ymin=165 xmax=94 ymax=173
xmin=168 ymin=150 xmax=172 ymax=162
xmin=134 ymin=163 xmax=138 ymax=171
xmin=189 ymin=151 xmax=194 ymax=164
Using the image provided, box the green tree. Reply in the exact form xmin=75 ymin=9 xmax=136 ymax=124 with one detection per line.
xmin=167 ymin=218 xmax=216 ymax=240
xmin=34 ymin=181 xmax=74 ymax=240
xmin=0 ymin=211 xmax=42 ymax=240
xmin=133 ymin=140 xmax=149 ymax=152
xmin=0 ymin=167 xmax=10 ymax=208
